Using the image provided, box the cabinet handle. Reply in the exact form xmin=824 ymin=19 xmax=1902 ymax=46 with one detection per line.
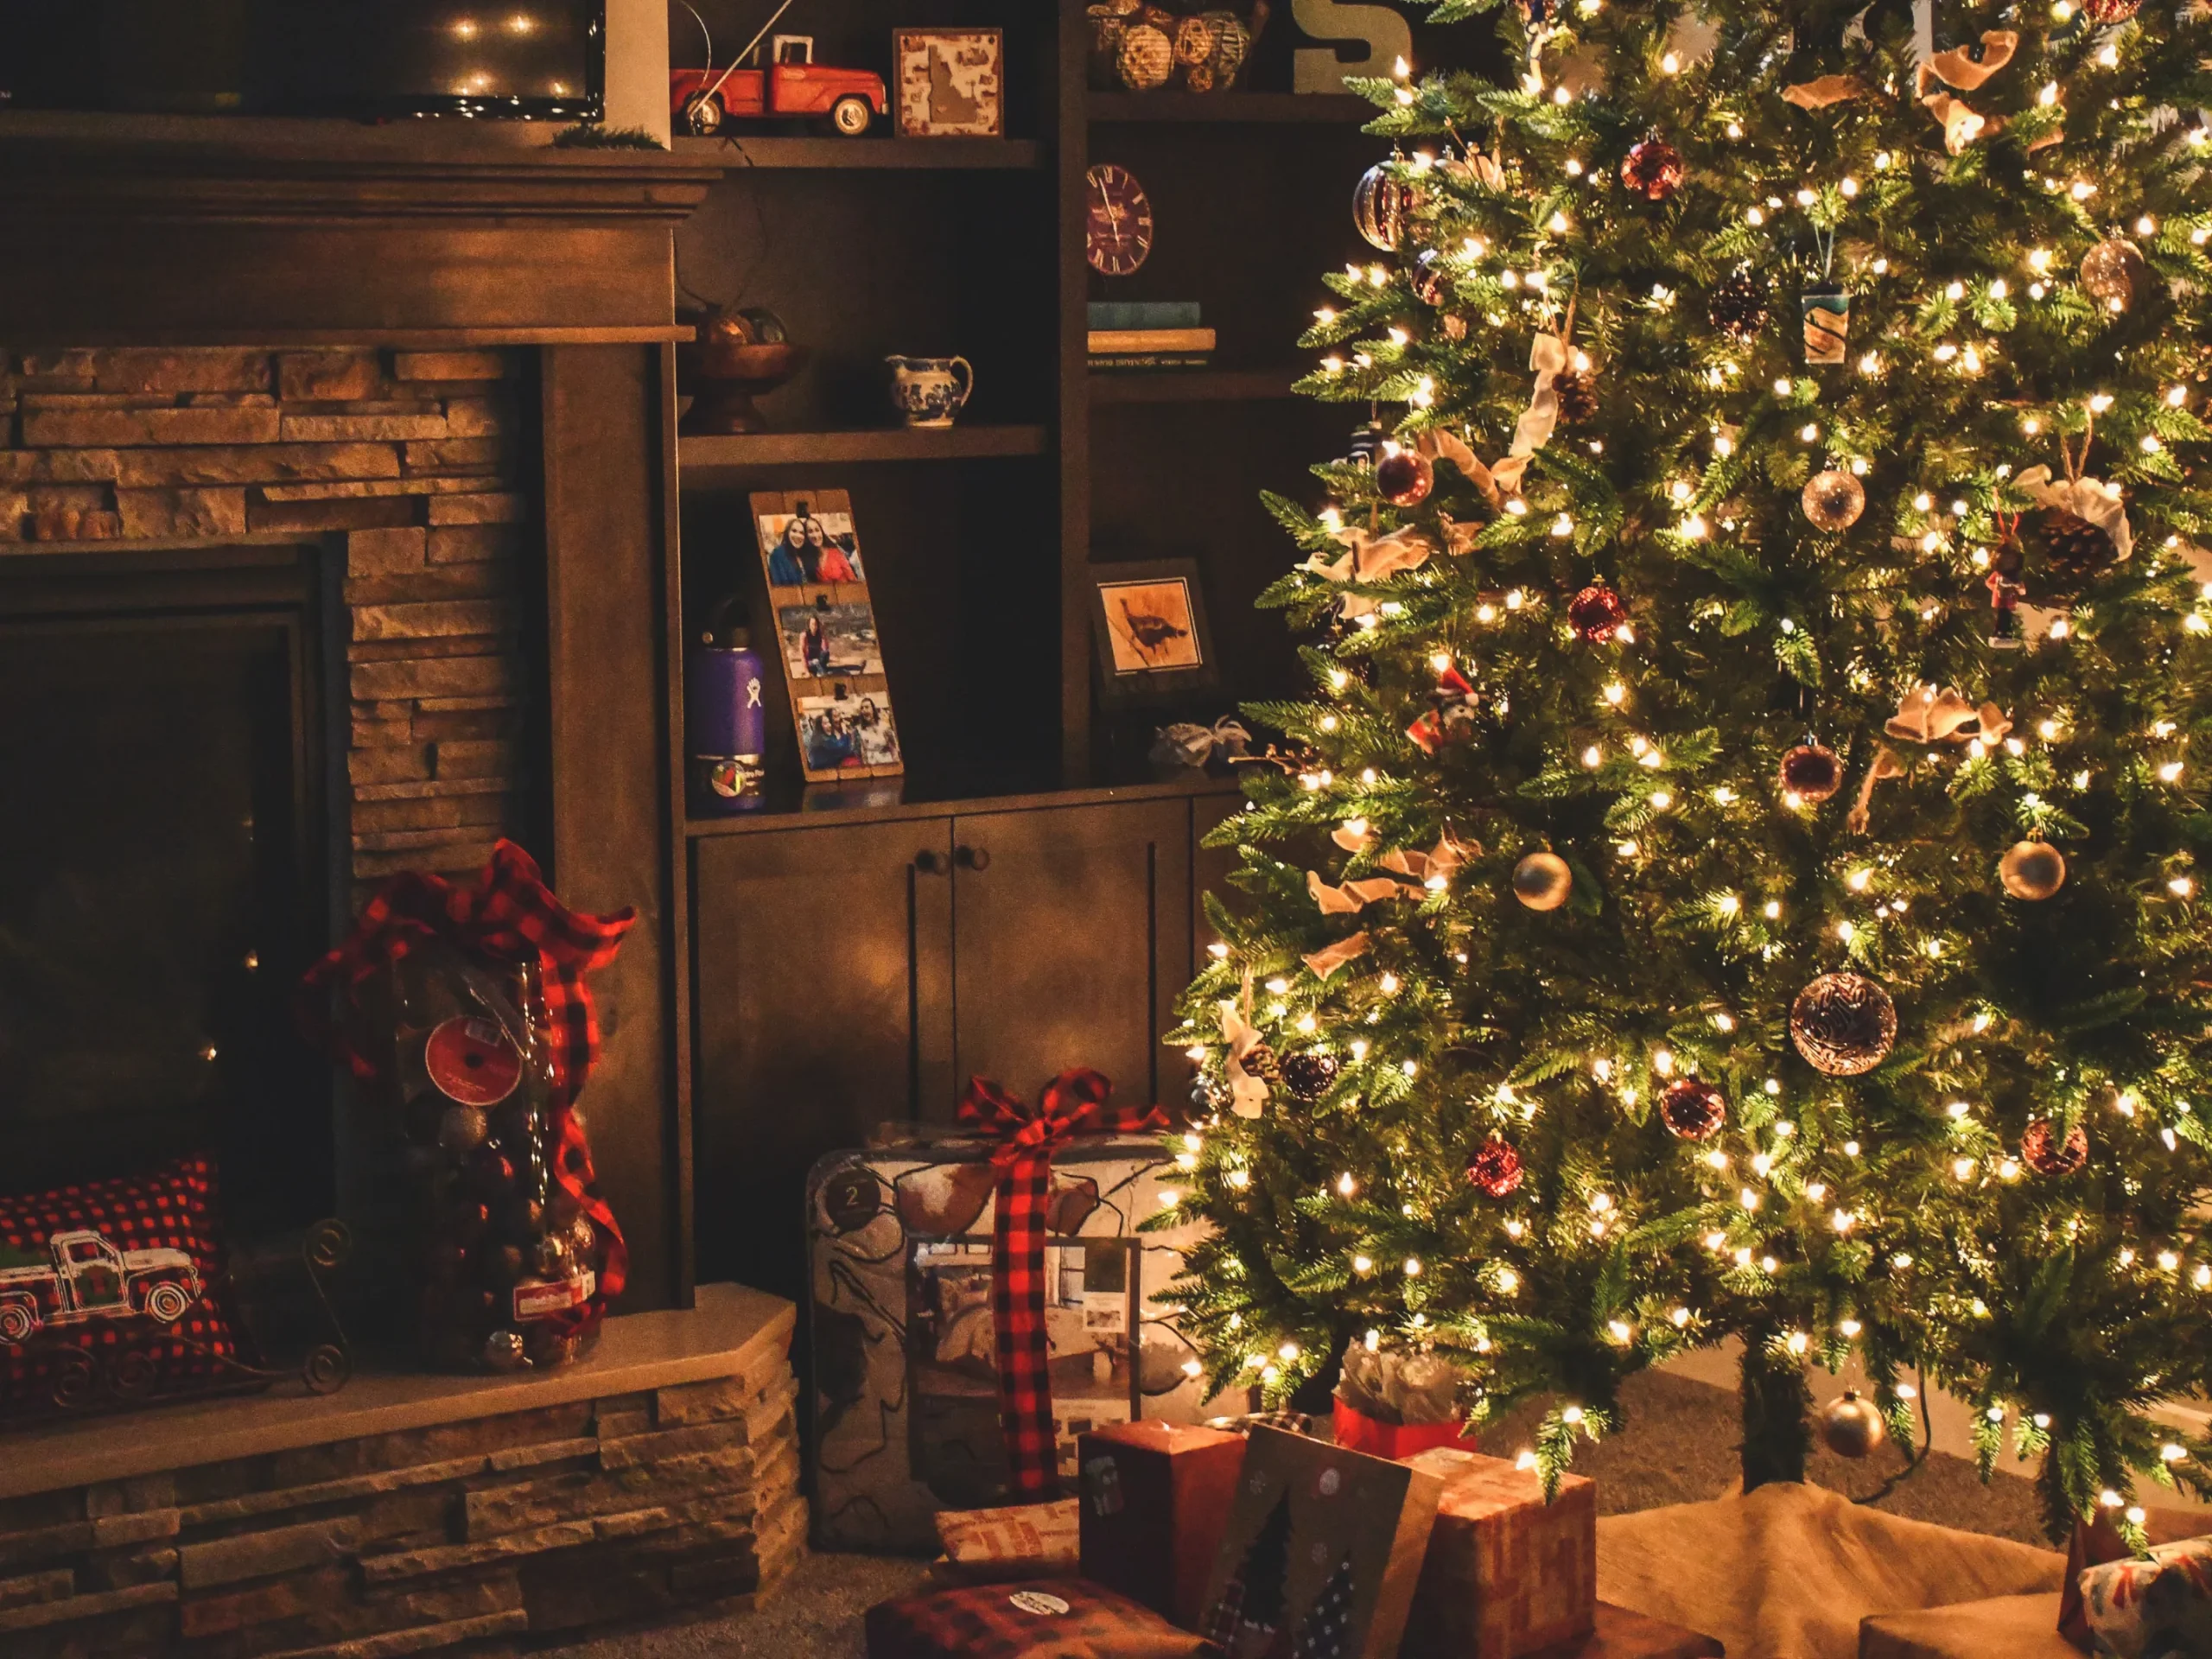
xmin=955 ymin=844 xmax=991 ymax=872
xmin=914 ymin=849 xmax=949 ymax=874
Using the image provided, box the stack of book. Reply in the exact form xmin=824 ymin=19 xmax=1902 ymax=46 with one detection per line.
xmin=1088 ymin=302 xmax=1214 ymax=372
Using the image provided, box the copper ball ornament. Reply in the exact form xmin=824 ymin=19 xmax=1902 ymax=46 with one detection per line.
xmin=1567 ymin=583 xmax=1629 ymax=643
xmin=2021 ymin=1117 xmax=2090 ymax=1176
xmin=1779 ymin=742 xmax=1844 ymax=804
xmin=1353 ymin=162 xmax=1415 ymax=251
xmin=1281 ymin=1051 xmax=1341 ymax=1103
xmin=1512 ymin=851 xmax=1573 ymax=912
xmin=1620 ymin=135 xmax=1685 ymax=201
xmin=1999 ymin=840 xmax=2068 ymax=901
xmin=1818 ymin=1389 xmax=1888 ymax=1459
xmin=1802 ymin=469 xmax=1867 ymax=532
xmin=1660 ymin=1077 xmax=1727 ymax=1141
xmin=1790 ymin=973 xmax=1898 ymax=1077
xmin=1467 ymin=1136 xmax=1525 ymax=1197
xmin=2080 ymin=0 xmax=2141 ymax=18
xmin=1376 ymin=447 xmax=1434 ymax=507
xmin=2078 ymin=238 xmax=2148 ymax=310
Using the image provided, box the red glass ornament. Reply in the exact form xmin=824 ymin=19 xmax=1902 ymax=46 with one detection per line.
xmin=1467 ymin=1136 xmax=1524 ymax=1198
xmin=1620 ymin=136 xmax=1684 ymax=201
xmin=1660 ymin=1077 xmax=1726 ymax=1141
xmin=1376 ymin=448 xmax=1434 ymax=507
xmin=1778 ymin=742 xmax=1843 ymax=803
xmin=1567 ymin=583 xmax=1628 ymax=643
xmin=2020 ymin=1117 xmax=2089 ymax=1176
xmin=2081 ymin=0 xmax=2141 ymax=22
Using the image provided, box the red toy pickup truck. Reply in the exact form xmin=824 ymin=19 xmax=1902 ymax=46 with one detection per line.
xmin=0 ymin=1230 xmax=202 ymax=1344
xmin=671 ymin=34 xmax=886 ymax=138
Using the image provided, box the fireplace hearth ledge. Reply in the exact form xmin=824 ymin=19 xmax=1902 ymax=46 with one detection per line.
xmin=0 ymin=1281 xmax=792 ymax=1503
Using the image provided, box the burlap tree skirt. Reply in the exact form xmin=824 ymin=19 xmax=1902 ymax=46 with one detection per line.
xmin=1596 ymin=1482 xmax=2067 ymax=1659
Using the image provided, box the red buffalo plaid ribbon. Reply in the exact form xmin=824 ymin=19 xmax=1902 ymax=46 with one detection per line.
xmin=302 ymin=841 xmax=635 ymax=1321
xmin=957 ymin=1068 xmax=1167 ymax=1499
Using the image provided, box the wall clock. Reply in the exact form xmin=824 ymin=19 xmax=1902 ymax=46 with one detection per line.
xmin=1084 ymin=163 xmax=1154 ymax=277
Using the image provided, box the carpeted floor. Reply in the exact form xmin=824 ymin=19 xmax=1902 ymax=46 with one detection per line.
xmin=536 ymin=1370 xmax=2049 ymax=1657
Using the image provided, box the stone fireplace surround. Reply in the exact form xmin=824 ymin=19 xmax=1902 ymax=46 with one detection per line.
xmin=0 ymin=117 xmax=806 ymax=1656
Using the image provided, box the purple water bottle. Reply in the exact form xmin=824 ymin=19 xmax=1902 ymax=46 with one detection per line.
xmin=688 ymin=595 xmax=767 ymax=813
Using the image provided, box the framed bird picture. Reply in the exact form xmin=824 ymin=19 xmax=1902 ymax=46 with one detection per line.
xmin=1088 ymin=557 xmax=1218 ymax=706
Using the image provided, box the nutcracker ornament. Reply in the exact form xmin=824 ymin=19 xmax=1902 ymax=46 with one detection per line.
xmin=1986 ymin=534 xmax=2026 ymax=647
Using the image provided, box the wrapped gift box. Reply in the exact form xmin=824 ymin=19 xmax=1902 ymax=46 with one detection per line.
xmin=1078 ymin=1419 xmax=1246 ymax=1629
xmin=1399 ymin=1445 xmax=1597 ymax=1659
xmin=808 ymin=1135 xmax=1218 ymax=1551
xmin=866 ymin=1579 xmax=1208 ymax=1659
xmin=932 ymin=1498 xmax=1080 ymax=1584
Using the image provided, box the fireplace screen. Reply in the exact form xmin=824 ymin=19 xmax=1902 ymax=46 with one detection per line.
xmin=0 ymin=547 xmax=339 ymax=1233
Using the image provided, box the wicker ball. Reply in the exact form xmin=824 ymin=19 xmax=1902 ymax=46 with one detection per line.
xmin=1660 ymin=1077 xmax=1726 ymax=1141
xmin=1621 ymin=135 xmax=1684 ymax=201
xmin=1116 ymin=23 xmax=1174 ymax=90
xmin=2079 ymin=238 xmax=2148 ymax=310
xmin=1802 ymin=469 xmax=1867 ymax=532
xmin=1708 ymin=268 xmax=1770 ymax=340
xmin=1512 ymin=852 xmax=1573 ymax=912
xmin=1567 ymin=583 xmax=1628 ymax=643
xmin=1819 ymin=1390 xmax=1888 ymax=1459
xmin=1789 ymin=973 xmax=1897 ymax=1077
xmin=2020 ymin=1116 xmax=2089 ymax=1176
xmin=1172 ymin=14 xmax=1218 ymax=66
xmin=1467 ymin=1136 xmax=1525 ymax=1198
xmin=1779 ymin=742 xmax=1844 ymax=803
xmin=1999 ymin=840 xmax=2068 ymax=901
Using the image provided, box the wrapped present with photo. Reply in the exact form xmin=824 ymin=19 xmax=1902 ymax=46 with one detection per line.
xmin=808 ymin=1071 xmax=1224 ymax=1551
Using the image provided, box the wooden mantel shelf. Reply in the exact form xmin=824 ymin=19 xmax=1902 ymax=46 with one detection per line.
xmin=0 ymin=112 xmax=721 ymax=343
xmin=0 ymin=1282 xmax=793 ymax=1502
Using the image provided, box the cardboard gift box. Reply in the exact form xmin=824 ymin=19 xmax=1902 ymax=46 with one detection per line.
xmin=807 ymin=1135 xmax=1218 ymax=1551
xmin=867 ymin=1579 xmax=1208 ymax=1659
xmin=1398 ymin=1445 xmax=1597 ymax=1659
xmin=1078 ymin=1419 xmax=1247 ymax=1630
xmin=932 ymin=1498 xmax=1080 ymax=1585
xmin=1198 ymin=1423 xmax=1446 ymax=1659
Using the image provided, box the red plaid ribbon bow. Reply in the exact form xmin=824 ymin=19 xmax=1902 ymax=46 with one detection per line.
xmin=957 ymin=1068 xmax=1166 ymax=1498
xmin=302 ymin=840 xmax=635 ymax=1317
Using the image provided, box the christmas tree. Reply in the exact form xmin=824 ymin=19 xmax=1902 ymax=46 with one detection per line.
xmin=1166 ymin=0 xmax=2212 ymax=1541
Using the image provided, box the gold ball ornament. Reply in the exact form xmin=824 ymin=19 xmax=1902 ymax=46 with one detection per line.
xmin=2021 ymin=1117 xmax=2089 ymax=1176
xmin=1660 ymin=1077 xmax=1727 ymax=1141
xmin=1778 ymin=741 xmax=1844 ymax=804
xmin=1512 ymin=852 xmax=1573 ymax=912
xmin=1802 ymin=469 xmax=1866 ymax=532
xmin=1116 ymin=22 xmax=1174 ymax=91
xmin=1999 ymin=840 xmax=2067 ymax=900
xmin=1818 ymin=1390 xmax=1888 ymax=1459
xmin=2078 ymin=238 xmax=2149 ymax=310
xmin=1375 ymin=448 xmax=1433 ymax=507
xmin=1790 ymin=972 xmax=1897 ymax=1076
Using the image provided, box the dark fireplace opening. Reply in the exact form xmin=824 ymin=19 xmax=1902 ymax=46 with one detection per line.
xmin=0 ymin=543 xmax=345 ymax=1236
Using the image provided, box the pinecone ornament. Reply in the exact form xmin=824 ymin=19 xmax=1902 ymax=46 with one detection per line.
xmin=1707 ymin=269 xmax=1770 ymax=340
xmin=2036 ymin=507 xmax=2116 ymax=582
xmin=1551 ymin=369 xmax=1599 ymax=425
xmin=1238 ymin=1042 xmax=1282 ymax=1085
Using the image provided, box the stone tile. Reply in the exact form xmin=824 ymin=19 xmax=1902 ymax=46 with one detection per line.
xmin=0 ymin=1580 xmax=176 ymax=1634
xmin=596 ymin=1422 xmax=745 ymax=1472
xmin=349 ymin=654 xmax=513 ymax=702
xmin=350 ymin=797 xmax=471 ymax=836
xmin=259 ymin=480 xmax=454 ymax=502
xmin=411 ymin=707 xmax=515 ymax=745
xmin=178 ymin=1516 xmax=362 ymax=1592
xmin=353 ymin=717 xmax=414 ymax=749
xmin=352 ymin=600 xmax=509 ymax=643
xmin=482 ymin=1438 xmax=597 ymax=1474
xmin=353 ymin=777 xmax=511 ymax=804
xmin=342 ymin=564 xmax=511 ymax=608
xmin=349 ymin=747 xmax=433 ymax=787
xmin=654 ymin=1357 xmax=793 ymax=1428
xmin=22 ymin=406 xmax=281 ymax=447
xmin=402 ymin=437 xmax=505 ymax=474
xmin=112 ymin=442 xmax=399 ymax=487
xmin=180 ymin=1565 xmax=351 ymax=1639
xmin=113 ymin=487 xmax=249 ymax=538
xmin=441 ymin=398 xmax=511 ymax=439
xmin=425 ymin=493 xmax=527 ymax=526
xmin=88 ymin=1510 xmax=178 ymax=1549
xmin=426 ymin=524 xmax=524 ymax=566
xmin=248 ymin=495 xmax=417 ymax=533
xmin=278 ymin=353 xmax=382 ymax=403
xmin=280 ymin=415 xmax=448 ymax=443
xmin=0 ymin=449 xmax=122 ymax=485
xmin=79 ymin=1546 xmax=175 ymax=1592
xmin=0 ymin=1568 xmax=73 ymax=1611
xmin=19 ymin=392 xmax=170 ymax=411
xmin=461 ymin=1446 xmax=753 ymax=1541
xmin=84 ymin=1478 xmax=175 ymax=1520
xmin=346 ymin=528 xmax=428 ymax=577
xmin=0 ymin=1521 xmax=97 ymax=1571
xmin=89 ymin=349 xmax=271 ymax=396
xmin=16 ymin=350 xmax=99 ymax=389
xmin=355 ymin=841 xmax=501 ymax=881
xmin=357 ymin=1519 xmax=595 ymax=1586
xmin=392 ymin=352 xmax=512 ymax=382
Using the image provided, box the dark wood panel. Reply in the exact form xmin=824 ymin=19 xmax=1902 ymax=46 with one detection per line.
xmin=675 ymin=136 xmax=1046 ymax=170
xmin=948 ymin=798 xmax=1191 ymax=1116
xmin=1192 ymin=791 xmax=1242 ymax=965
xmin=679 ymin=425 xmax=1048 ymax=474
xmin=542 ymin=344 xmax=679 ymax=1313
xmin=693 ymin=820 xmax=952 ymax=1301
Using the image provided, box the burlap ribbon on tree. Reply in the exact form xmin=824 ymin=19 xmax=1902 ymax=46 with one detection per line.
xmin=956 ymin=1069 xmax=1166 ymax=1498
xmin=301 ymin=840 xmax=635 ymax=1328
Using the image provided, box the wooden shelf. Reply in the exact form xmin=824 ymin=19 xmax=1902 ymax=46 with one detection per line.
xmin=1087 ymin=92 xmax=1375 ymax=124
xmin=685 ymin=773 xmax=1239 ymax=838
xmin=1090 ymin=367 xmax=1305 ymax=404
xmin=674 ymin=134 xmax=1046 ymax=170
xmin=678 ymin=424 xmax=1050 ymax=479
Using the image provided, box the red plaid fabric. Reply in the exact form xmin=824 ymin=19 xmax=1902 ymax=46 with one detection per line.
xmin=863 ymin=1579 xmax=1206 ymax=1659
xmin=302 ymin=840 xmax=634 ymax=1323
xmin=0 ymin=1154 xmax=250 ymax=1420
xmin=957 ymin=1069 xmax=1166 ymax=1500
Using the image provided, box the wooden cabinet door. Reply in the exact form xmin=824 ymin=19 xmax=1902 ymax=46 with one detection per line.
xmin=1192 ymin=791 xmax=1241 ymax=962
xmin=947 ymin=798 xmax=1192 ymax=1116
xmin=692 ymin=819 xmax=953 ymax=1300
